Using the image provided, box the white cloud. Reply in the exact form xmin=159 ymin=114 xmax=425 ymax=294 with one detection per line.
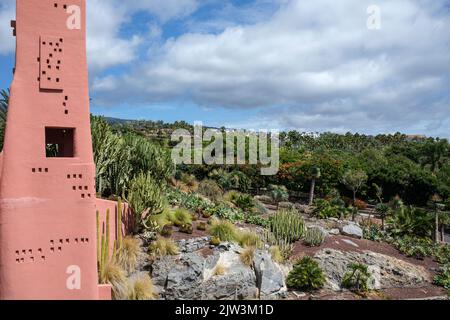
xmin=1 ymin=0 xmax=201 ymax=72
xmin=0 ymin=0 xmax=15 ymax=55
xmin=93 ymin=0 xmax=450 ymax=136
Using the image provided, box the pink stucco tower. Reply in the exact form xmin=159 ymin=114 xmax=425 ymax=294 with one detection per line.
xmin=0 ymin=0 xmax=99 ymax=299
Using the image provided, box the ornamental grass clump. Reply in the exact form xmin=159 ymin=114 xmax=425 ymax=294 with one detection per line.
xmin=128 ymin=274 xmax=156 ymax=300
xmin=240 ymin=246 xmax=256 ymax=267
xmin=115 ymin=237 xmax=140 ymax=274
xmin=238 ymin=230 xmax=263 ymax=248
xmin=148 ymin=237 xmax=179 ymax=257
xmin=208 ymin=219 xmax=239 ymax=242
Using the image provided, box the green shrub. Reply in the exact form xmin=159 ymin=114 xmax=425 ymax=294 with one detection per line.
xmin=434 ymin=245 xmax=450 ymax=264
xmin=245 ymin=215 xmax=270 ymax=228
xmin=392 ymin=236 xmax=434 ymax=260
xmin=363 ymin=224 xmax=386 ymax=242
xmin=234 ymin=194 xmax=255 ymax=212
xmin=208 ymin=220 xmax=238 ymax=242
xmin=198 ymin=179 xmax=223 ymax=201
xmin=286 ymin=257 xmax=325 ymax=291
xmin=270 ymin=208 xmax=305 ymax=243
xmin=215 ymin=170 xmax=251 ymax=192
xmin=312 ymin=199 xmax=347 ymax=219
xmin=269 ymin=185 xmax=289 ymax=203
xmin=204 ymin=203 xmax=245 ymax=223
xmin=387 ymin=206 xmax=433 ymax=238
xmin=342 ymin=263 xmax=371 ymax=293
xmin=434 ymin=264 xmax=450 ymax=290
xmin=304 ymin=228 xmax=325 ymax=247
xmin=253 ymin=199 xmax=269 ymax=215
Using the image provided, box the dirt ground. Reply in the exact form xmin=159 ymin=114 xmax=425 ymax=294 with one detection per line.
xmin=290 ymin=235 xmax=447 ymax=300
xmin=167 ymin=218 xmax=448 ymax=300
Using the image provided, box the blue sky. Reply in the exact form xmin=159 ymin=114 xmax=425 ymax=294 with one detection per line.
xmin=1 ymin=0 xmax=450 ymax=137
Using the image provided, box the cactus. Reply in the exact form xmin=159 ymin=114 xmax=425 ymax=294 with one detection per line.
xmin=117 ymin=198 xmax=123 ymax=249
xmin=304 ymin=228 xmax=325 ymax=247
xmin=270 ymin=208 xmax=306 ymax=243
xmin=96 ymin=210 xmax=101 ymax=267
xmin=97 ymin=202 xmax=126 ymax=284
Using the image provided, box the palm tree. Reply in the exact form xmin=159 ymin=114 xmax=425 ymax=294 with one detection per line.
xmin=0 ymin=89 xmax=10 ymax=150
xmin=308 ymin=167 xmax=321 ymax=205
xmin=428 ymin=194 xmax=444 ymax=243
xmin=420 ymin=138 xmax=448 ymax=173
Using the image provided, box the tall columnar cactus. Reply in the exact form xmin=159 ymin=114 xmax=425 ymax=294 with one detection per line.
xmin=96 ymin=210 xmax=101 ymax=267
xmin=117 ymin=198 xmax=123 ymax=249
xmin=98 ymin=209 xmax=111 ymax=283
xmin=97 ymin=201 xmax=127 ymax=284
xmin=270 ymin=208 xmax=306 ymax=243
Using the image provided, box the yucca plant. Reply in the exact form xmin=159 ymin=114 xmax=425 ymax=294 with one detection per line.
xmin=342 ymin=263 xmax=371 ymax=293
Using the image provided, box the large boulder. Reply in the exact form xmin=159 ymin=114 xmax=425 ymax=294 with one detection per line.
xmin=153 ymin=244 xmax=259 ymax=300
xmin=165 ymin=253 xmax=205 ymax=300
xmin=253 ymin=250 xmax=287 ymax=298
xmin=314 ymin=249 xmax=431 ymax=291
xmin=341 ymin=223 xmax=363 ymax=239
xmin=202 ymin=244 xmax=258 ymax=300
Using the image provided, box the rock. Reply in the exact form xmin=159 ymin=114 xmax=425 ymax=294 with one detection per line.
xmin=202 ymin=267 xmax=257 ymax=300
xmin=314 ymin=249 xmax=431 ymax=291
xmin=202 ymin=245 xmax=257 ymax=300
xmin=342 ymin=239 xmax=359 ymax=248
xmin=253 ymin=250 xmax=286 ymax=297
xmin=165 ymin=253 xmax=205 ymax=300
xmin=151 ymin=256 xmax=177 ymax=287
xmin=177 ymin=236 xmax=211 ymax=253
xmin=341 ymin=224 xmax=363 ymax=239
xmin=329 ymin=229 xmax=340 ymax=235
xmin=278 ymin=202 xmax=295 ymax=209
xmin=151 ymin=243 xmax=287 ymax=300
